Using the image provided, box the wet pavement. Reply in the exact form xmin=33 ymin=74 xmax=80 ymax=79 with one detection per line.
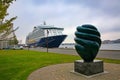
xmin=26 ymin=48 xmax=120 ymax=60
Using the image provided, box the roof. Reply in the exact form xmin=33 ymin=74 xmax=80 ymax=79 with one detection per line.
xmin=36 ymin=25 xmax=64 ymax=30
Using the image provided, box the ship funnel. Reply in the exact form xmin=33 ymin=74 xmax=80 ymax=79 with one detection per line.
xmin=34 ymin=26 xmax=36 ymax=28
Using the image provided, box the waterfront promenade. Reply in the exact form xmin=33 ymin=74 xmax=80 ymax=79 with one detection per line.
xmin=28 ymin=48 xmax=120 ymax=60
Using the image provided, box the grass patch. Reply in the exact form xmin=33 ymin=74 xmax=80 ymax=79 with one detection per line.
xmin=96 ymin=58 xmax=120 ymax=64
xmin=0 ymin=50 xmax=119 ymax=80
xmin=0 ymin=50 xmax=80 ymax=80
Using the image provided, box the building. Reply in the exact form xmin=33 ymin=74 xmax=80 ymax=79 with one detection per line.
xmin=0 ymin=25 xmax=18 ymax=49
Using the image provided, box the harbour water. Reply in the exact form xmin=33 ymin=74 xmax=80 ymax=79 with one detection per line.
xmin=59 ymin=43 xmax=120 ymax=50
xmin=100 ymin=44 xmax=120 ymax=50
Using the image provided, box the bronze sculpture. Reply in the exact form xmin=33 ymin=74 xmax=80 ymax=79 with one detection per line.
xmin=74 ymin=24 xmax=101 ymax=62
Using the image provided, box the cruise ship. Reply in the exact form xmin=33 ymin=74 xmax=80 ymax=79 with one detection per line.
xmin=26 ymin=23 xmax=67 ymax=48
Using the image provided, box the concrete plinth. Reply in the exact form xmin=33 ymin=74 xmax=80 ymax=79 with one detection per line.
xmin=74 ymin=60 xmax=104 ymax=76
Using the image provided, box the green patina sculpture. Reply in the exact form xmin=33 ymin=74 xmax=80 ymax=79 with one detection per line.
xmin=74 ymin=24 xmax=101 ymax=62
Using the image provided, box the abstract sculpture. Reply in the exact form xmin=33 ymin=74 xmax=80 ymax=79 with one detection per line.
xmin=74 ymin=24 xmax=101 ymax=62
xmin=74 ymin=24 xmax=104 ymax=76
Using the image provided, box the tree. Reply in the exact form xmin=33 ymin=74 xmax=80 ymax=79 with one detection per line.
xmin=0 ymin=0 xmax=18 ymax=44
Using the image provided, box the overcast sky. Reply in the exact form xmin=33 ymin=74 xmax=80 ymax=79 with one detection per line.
xmin=8 ymin=0 xmax=120 ymax=43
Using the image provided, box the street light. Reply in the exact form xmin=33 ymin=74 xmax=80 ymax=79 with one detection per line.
xmin=46 ymin=29 xmax=49 ymax=53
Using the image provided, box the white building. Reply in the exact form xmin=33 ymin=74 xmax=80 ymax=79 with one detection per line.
xmin=0 ymin=25 xmax=17 ymax=49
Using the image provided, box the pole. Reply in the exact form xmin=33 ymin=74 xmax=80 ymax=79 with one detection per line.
xmin=46 ymin=30 xmax=48 ymax=53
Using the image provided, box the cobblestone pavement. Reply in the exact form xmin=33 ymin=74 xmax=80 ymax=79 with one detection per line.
xmin=28 ymin=63 xmax=120 ymax=80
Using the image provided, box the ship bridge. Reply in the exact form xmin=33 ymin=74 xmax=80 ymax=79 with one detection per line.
xmin=37 ymin=25 xmax=64 ymax=37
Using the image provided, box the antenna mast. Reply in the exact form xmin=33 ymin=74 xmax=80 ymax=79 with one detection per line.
xmin=43 ymin=21 xmax=46 ymax=25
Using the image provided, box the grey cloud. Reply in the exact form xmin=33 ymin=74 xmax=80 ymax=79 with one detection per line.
xmin=24 ymin=0 xmax=120 ymax=17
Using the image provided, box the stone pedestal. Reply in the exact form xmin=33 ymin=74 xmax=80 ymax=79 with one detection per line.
xmin=74 ymin=60 xmax=104 ymax=76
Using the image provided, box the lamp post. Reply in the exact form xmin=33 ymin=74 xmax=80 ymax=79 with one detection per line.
xmin=46 ymin=30 xmax=49 ymax=53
